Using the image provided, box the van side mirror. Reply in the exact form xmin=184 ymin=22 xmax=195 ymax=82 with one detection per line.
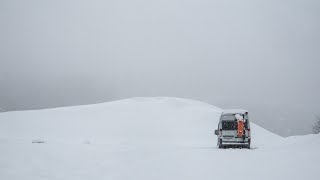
xmin=214 ymin=130 xmax=219 ymax=135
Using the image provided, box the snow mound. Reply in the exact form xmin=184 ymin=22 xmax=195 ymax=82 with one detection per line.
xmin=0 ymin=97 xmax=319 ymax=180
xmin=0 ymin=97 xmax=280 ymax=147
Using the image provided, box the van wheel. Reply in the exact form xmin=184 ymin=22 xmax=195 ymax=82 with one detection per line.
xmin=247 ymin=140 xmax=251 ymax=149
xmin=218 ymin=139 xmax=223 ymax=149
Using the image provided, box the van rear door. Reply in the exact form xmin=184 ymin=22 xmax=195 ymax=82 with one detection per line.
xmin=221 ymin=120 xmax=237 ymax=138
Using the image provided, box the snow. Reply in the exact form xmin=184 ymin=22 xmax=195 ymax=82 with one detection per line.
xmin=0 ymin=97 xmax=319 ymax=180
xmin=235 ymin=113 xmax=244 ymax=120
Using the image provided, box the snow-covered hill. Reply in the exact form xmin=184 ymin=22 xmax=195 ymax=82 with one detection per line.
xmin=0 ymin=97 xmax=319 ymax=180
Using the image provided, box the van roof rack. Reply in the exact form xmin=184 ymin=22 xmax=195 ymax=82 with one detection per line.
xmin=222 ymin=109 xmax=248 ymax=115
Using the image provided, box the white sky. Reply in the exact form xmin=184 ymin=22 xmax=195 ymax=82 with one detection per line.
xmin=1 ymin=0 xmax=320 ymax=136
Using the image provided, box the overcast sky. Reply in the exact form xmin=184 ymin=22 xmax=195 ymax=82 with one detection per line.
xmin=1 ymin=0 xmax=320 ymax=136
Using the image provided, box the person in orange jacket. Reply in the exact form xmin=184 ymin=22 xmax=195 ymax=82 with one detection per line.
xmin=235 ymin=114 xmax=245 ymax=138
xmin=238 ymin=118 xmax=244 ymax=137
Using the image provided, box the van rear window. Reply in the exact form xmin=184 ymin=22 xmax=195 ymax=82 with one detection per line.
xmin=222 ymin=121 xmax=236 ymax=130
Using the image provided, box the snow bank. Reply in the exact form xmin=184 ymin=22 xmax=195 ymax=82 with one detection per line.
xmin=0 ymin=97 xmax=222 ymax=146
xmin=0 ymin=97 xmax=318 ymax=180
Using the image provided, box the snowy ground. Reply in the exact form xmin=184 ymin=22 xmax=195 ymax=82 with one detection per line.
xmin=0 ymin=97 xmax=319 ymax=180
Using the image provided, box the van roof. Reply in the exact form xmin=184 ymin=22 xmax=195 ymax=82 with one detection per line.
xmin=222 ymin=109 xmax=248 ymax=115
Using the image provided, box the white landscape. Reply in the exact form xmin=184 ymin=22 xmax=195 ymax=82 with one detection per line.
xmin=0 ymin=97 xmax=319 ymax=180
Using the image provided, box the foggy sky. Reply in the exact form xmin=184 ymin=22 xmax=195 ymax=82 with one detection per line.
xmin=1 ymin=0 xmax=320 ymax=136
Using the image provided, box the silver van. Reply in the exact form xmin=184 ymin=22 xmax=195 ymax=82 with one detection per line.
xmin=215 ymin=109 xmax=251 ymax=149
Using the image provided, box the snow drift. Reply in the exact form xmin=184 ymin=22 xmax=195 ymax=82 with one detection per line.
xmin=0 ymin=97 xmax=319 ymax=180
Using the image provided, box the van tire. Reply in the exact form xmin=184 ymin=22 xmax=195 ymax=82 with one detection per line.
xmin=218 ymin=139 xmax=223 ymax=149
xmin=247 ymin=140 xmax=251 ymax=149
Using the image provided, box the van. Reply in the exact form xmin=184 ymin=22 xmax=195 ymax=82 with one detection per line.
xmin=214 ymin=109 xmax=251 ymax=149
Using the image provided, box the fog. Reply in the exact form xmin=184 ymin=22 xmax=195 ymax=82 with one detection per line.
xmin=1 ymin=0 xmax=320 ymax=136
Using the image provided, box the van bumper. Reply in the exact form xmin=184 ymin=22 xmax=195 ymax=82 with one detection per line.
xmin=220 ymin=137 xmax=250 ymax=145
xmin=221 ymin=142 xmax=250 ymax=145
